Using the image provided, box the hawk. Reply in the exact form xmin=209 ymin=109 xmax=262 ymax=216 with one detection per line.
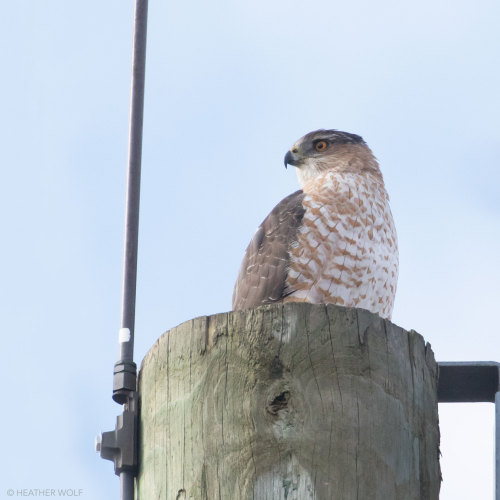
xmin=232 ymin=129 xmax=398 ymax=320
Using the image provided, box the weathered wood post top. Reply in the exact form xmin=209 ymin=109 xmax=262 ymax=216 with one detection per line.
xmin=138 ymin=303 xmax=440 ymax=499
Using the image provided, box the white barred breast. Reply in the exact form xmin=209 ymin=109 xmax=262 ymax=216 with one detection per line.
xmin=284 ymin=170 xmax=398 ymax=320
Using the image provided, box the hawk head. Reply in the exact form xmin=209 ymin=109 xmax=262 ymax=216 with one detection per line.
xmin=284 ymin=129 xmax=381 ymax=187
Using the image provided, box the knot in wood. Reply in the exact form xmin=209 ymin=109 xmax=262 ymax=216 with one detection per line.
xmin=267 ymin=391 xmax=290 ymax=416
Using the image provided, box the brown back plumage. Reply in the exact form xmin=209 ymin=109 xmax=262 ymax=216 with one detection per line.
xmin=232 ymin=190 xmax=305 ymax=310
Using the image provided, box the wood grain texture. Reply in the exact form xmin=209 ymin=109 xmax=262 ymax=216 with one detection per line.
xmin=137 ymin=303 xmax=440 ymax=499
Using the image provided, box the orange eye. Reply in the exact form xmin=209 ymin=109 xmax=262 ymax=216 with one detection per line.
xmin=314 ymin=140 xmax=327 ymax=152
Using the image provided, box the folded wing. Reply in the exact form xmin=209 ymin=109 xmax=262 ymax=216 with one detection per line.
xmin=232 ymin=190 xmax=306 ymax=310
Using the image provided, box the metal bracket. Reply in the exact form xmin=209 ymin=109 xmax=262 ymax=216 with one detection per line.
xmin=96 ymin=392 xmax=138 ymax=476
xmin=437 ymin=361 xmax=500 ymax=500
xmin=438 ymin=361 xmax=500 ymax=402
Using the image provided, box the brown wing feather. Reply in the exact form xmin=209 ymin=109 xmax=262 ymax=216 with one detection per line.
xmin=232 ymin=190 xmax=306 ymax=310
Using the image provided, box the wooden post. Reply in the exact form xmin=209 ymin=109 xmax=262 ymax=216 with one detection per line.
xmin=137 ymin=303 xmax=440 ymax=499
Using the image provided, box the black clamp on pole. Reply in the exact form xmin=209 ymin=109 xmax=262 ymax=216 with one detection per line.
xmin=96 ymin=0 xmax=148 ymax=499
xmin=113 ymin=342 xmax=138 ymax=405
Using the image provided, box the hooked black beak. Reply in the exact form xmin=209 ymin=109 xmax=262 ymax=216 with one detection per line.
xmin=284 ymin=150 xmax=298 ymax=169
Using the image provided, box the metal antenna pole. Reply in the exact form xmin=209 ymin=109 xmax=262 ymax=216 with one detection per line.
xmin=119 ymin=0 xmax=148 ymax=368
xmin=113 ymin=0 xmax=149 ymax=401
xmin=96 ymin=1 xmax=148 ymax=499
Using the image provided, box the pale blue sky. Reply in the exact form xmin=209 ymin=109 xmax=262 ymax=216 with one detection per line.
xmin=2 ymin=0 xmax=499 ymax=498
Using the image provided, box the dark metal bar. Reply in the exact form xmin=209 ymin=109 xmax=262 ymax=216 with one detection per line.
xmin=438 ymin=361 xmax=500 ymax=500
xmin=438 ymin=362 xmax=500 ymax=403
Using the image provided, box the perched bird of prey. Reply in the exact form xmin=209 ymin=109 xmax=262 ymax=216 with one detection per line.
xmin=232 ymin=129 xmax=398 ymax=320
